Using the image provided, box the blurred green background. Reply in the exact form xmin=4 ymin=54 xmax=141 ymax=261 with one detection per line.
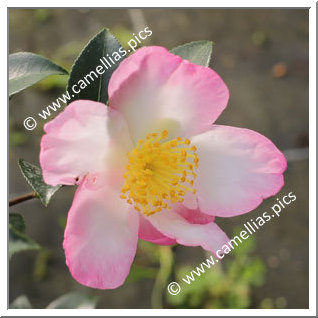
xmin=9 ymin=8 xmax=309 ymax=309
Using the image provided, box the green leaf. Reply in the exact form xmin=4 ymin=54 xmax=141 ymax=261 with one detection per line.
xmin=170 ymin=40 xmax=213 ymax=67
xmin=67 ymin=28 xmax=125 ymax=104
xmin=9 ymin=213 xmax=25 ymax=233
xmin=9 ymin=52 xmax=68 ymax=96
xmin=18 ymin=159 xmax=62 ymax=207
xmin=9 ymin=213 xmax=40 ymax=259
xmin=46 ymin=292 xmax=98 ymax=309
xmin=9 ymin=295 xmax=33 ymax=309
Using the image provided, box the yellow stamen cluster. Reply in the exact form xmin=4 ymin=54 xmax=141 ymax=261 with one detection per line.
xmin=120 ymin=130 xmax=199 ymax=216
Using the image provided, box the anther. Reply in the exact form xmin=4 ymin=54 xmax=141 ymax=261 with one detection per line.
xmin=120 ymin=130 xmax=198 ymax=216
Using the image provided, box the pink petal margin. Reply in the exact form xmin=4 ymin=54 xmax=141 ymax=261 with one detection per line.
xmin=63 ymin=174 xmax=139 ymax=289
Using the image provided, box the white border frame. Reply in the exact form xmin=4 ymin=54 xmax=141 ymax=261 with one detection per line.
xmin=3 ymin=1 xmax=316 ymax=316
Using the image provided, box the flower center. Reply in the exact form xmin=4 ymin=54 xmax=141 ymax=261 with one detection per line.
xmin=120 ymin=130 xmax=198 ymax=216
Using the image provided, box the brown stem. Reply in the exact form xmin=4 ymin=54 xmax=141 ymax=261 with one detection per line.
xmin=9 ymin=192 xmax=37 ymax=207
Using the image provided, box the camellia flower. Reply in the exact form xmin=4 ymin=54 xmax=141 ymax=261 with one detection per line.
xmin=40 ymin=46 xmax=287 ymax=289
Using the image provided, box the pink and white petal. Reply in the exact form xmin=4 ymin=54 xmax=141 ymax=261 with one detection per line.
xmin=63 ymin=173 xmax=139 ymax=289
xmin=147 ymin=209 xmax=229 ymax=254
xmin=138 ymin=215 xmax=176 ymax=245
xmin=173 ymin=203 xmax=215 ymax=225
xmin=139 ymin=204 xmax=215 ymax=245
xmin=182 ymin=191 xmax=198 ymax=210
xmin=109 ymin=46 xmax=229 ymax=142
xmin=40 ymin=100 xmax=133 ymax=186
xmin=191 ymin=125 xmax=287 ymax=217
